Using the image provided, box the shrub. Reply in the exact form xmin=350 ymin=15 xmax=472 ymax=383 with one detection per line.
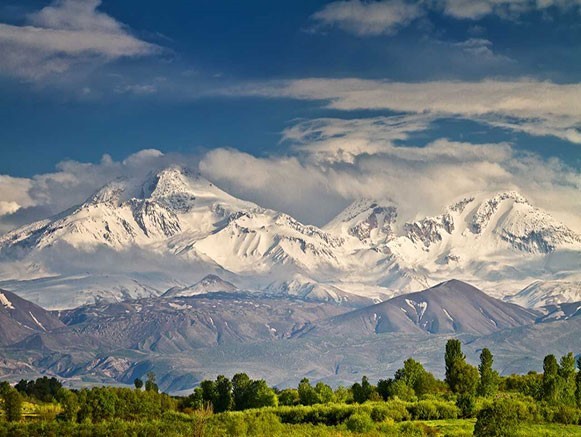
xmin=434 ymin=400 xmax=459 ymax=419
xmin=370 ymin=405 xmax=389 ymax=422
xmin=407 ymin=400 xmax=438 ymax=420
xmin=383 ymin=399 xmax=412 ymax=422
xmin=398 ymin=421 xmax=426 ymax=437
xmin=473 ymin=398 xmax=519 ymax=437
xmin=345 ymin=412 xmax=374 ymax=433
xmin=553 ymin=405 xmax=580 ymax=425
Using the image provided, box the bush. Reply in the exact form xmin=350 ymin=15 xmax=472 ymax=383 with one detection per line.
xmin=397 ymin=421 xmax=426 ymax=437
xmin=553 ymin=405 xmax=580 ymax=425
xmin=408 ymin=400 xmax=438 ymax=420
xmin=371 ymin=405 xmax=390 ymax=422
xmin=383 ymin=399 xmax=412 ymax=422
xmin=474 ymin=398 xmax=519 ymax=437
xmin=434 ymin=401 xmax=459 ymax=419
xmin=345 ymin=412 xmax=374 ymax=433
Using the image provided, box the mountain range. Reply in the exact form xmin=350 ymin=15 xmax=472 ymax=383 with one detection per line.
xmin=0 ymin=166 xmax=579 ymax=311
xmin=0 ymin=166 xmax=579 ymax=391
xmin=0 ymin=279 xmax=579 ymax=392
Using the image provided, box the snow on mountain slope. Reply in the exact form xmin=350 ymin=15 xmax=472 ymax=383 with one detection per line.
xmin=0 ymin=165 xmax=579 ymax=309
xmin=163 ymin=274 xmax=238 ymax=298
xmin=384 ymin=191 xmax=581 ymax=295
xmin=0 ymin=288 xmax=65 ymax=345
xmin=316 ymin=279 xmax=539 ymax=336
xmin=506 ymin=280 xmax=581 ymax=308
xmin=324 ymin=199 xmax=397 ymax=247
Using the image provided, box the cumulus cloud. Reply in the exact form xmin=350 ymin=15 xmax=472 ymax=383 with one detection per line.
xmin=311 ymin=0 xmax=424 ymax=36
xmin=223 ymin=78 xmax=581 ymax=144
xmin=0 ymin=0 xmax=159 ymax=79
xmin=1 ymin=134 xmax=579 ymax=237
xmin=310 ymin=0 xmax=581 ymax=36
xmin=199 ymin=116 xmax=581 ymax=231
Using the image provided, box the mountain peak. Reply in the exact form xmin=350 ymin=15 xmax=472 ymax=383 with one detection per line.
xmin=325 ymin=198 xmax=398 ymax=245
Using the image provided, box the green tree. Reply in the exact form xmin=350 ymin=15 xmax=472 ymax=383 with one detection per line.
xmin=477 ymin=348 xmax=499 ymax=397
xmin=213 ymin=375 xmax=233 ymax=412
xmin=278 ymin=388 xmax=299 ymax=406
xmin=352 ymin=376 xmax=375 ymax=403
xmin=2 ymin=387 xmax=23 ymax=422
xmin=576 ymin=356 xmax=581 ymax=407
xmin=134 ymin=378 xmax=143 ymax=390
xmin=314 ymin=382 xmax=334 ymax=403
xmin=145 ymin=372 xmax=159 ymax=393
xmin=542 ymin=354 xmax=560 ymax=403
xmin=445 ymin=339 xmax=464 ymax=392
xmin=232 ymin=373 xmax=251 ymax=410
xmin=181 ymin=387 xmax=204 ymax=410
xmin=444 ymin=339 xmax=478 ymax=395
xmin=558 ymin=352 xmax=576 ymax=405
xmin=298 ymin=378 xmax=320 ymax=405
xmin=392 ymin=357 xmax=439 ymax=396
xmin=247 ymin=380 xmax=277 ymax=408
xmin=57 ymin=388 xmax=79 ymax=422
xmin=200 ymin=379 xmax=217 ymax=407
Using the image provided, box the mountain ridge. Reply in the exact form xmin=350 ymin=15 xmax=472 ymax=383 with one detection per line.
xmin=0 ymin=166 xmax=579 ymax=309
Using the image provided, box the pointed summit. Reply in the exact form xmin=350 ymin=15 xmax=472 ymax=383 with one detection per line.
xmin=325 ymin=199 xmax=398 ymax=246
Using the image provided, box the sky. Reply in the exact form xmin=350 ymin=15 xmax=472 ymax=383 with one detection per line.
xmin=0 ymin=0 xmax=580 ymax=233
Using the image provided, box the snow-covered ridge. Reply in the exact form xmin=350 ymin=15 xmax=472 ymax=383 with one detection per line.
xmin=0 ymin=168 xmax=579 ymax=310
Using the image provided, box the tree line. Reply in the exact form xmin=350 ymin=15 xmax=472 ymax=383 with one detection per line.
xmin=1 ymin=340 xmax=579 ymax=435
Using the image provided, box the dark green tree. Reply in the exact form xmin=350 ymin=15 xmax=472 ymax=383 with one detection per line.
xmin=445 ymin=339 xmax=464 ymax=391
xmin=352 ymin=376 xmax=374 ymax=403
xmin=542 ymin=354 xmax=560 ymax=403
xmin=477 ymin=348 xmax=499 ymax=397
xmin=278 ymin=388 xmax=299 ymax=406
xmin=232 ymin=373 xmax=251 ymax=410
xmin=576 ymin=356 xmax=581 ymax=408
xmin=558 ymin=352 xmax=576 ymax=405
xmin=213 ymin=375 xmax=233 ymax=412
xmin=145 ymin=372 xmax=159 ymax=393
xmin=247 ymin=380 xmax=277 ymax=408
xmin=444 ymin=339 xmax=478 ymax=395
xmin=200 ymin=379 xmax=217 ymax=407
xmin=2 ymin=387 xmax=23 ymax=422
xmin=134 ymin=378 xmax=143 ymax=390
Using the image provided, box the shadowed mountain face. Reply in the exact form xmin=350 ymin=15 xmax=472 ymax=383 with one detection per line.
xmin=0 ymin=289 xmax=65 ymax=346
xmin=315 ymin=280 xmax=539 ymax=336
xmin=0 ymin=280 xmax=575 ymax=392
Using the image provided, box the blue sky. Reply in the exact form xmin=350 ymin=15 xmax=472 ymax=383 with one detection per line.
xmin=0 ymin=0 xmax=580 ymax=231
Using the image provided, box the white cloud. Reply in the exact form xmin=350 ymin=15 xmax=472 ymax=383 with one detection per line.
xmin=311 ymin=0 xmax=424 ymax=36
xmin=199 ymin=117 xmax=581 ymax=231
xmin=310 ymin=0 xmax=581 ymax=36
xmin=0 ymin=139 xmax=579 ymax=236
xmin=224 ymin=78 xmax=581 ymax=144
xmin=440 ymin=0 xmax=581 ymax=19
xmin=0 ymin=0 xmax=159 ymax=79
xmin=282 ymin=114 xmax=435 ymax=162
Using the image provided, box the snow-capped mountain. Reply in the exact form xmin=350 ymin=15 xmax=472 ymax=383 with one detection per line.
xmin=506 ymin=280 xmax=581 ymax=309
xmin=0 ymin=166 xmax=579 ymax=309
xmin=163 ymin=274 xmax=238 ymax=298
